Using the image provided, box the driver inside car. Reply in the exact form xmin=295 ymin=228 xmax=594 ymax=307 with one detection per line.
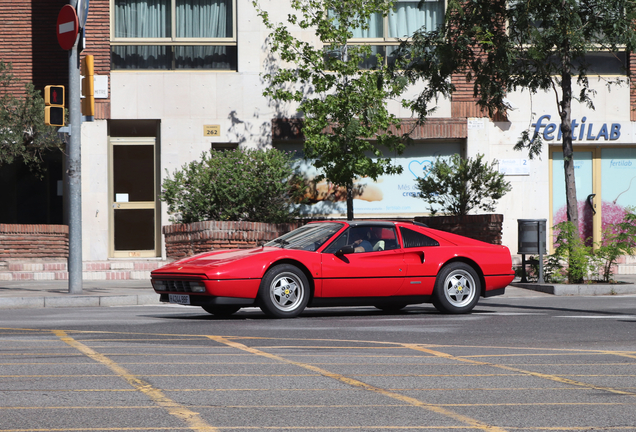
xmin=349 ymin=228 xmax=373 ymax=253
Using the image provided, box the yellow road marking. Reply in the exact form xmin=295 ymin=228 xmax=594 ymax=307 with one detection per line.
xmin=403 ymin=344 xmax=636 ymax=396
xmin=4 ymin=401 xmax=636 ymax=411
xmin=12 ymin=425 xmax=632 ymax=430
xmin=52 ymin=330 xmax=219 ymax=432
xmin=206 ymin=335 xmax=509 ymax=432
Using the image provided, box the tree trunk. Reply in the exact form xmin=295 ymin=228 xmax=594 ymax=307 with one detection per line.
xmin=346 ymin=182 xmax=354 ymax=221
xmin=560 ymin=48 xmax=581 ymax=284
xmin=560 ymin=62 xmax=579 ymax=234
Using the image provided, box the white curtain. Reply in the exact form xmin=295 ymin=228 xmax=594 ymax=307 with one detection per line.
xmin=114 ymin=0 xmax=170 ymax=38
xmin=113 ymin=0 xmax=233 ymax=69
xmin=351 ymin=13 xmax=383 ymax=38
xmin=176 ymin=0 xmax=232 ymax=38
xmin=389 ymin=0 xmax=444 ymax=38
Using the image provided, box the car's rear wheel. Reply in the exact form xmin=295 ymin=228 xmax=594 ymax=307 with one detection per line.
xmin=201 ymin=305 xmax=241 ymax=316
xmin=374 ymin=304 xmax=407 ymax=313
xmin=258 ymin=264 xmax=309 ymax=318
xmin=432 ymin=262 xmax=480 ymax=314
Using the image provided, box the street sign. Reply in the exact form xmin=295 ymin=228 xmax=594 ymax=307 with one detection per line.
xmin=77 ymin=0 xmax=89 ymax=29
xmin=57 ymin=5 xmax=79 ymax=50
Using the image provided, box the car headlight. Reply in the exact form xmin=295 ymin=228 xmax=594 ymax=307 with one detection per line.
xmin=191 ymin=281 xmax=206 ymax=293
xmin=152 ymin=280 xmax=167 ymax=291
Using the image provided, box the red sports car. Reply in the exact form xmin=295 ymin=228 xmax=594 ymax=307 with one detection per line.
xmin=151 ymin=220 xmax=515 ymax=318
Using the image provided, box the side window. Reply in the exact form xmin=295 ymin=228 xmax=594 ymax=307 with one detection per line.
xmin=323 ymin=226 xmax=399 ymax=253
xmin=400 ymin=227 xmax=440 ymax=248
xmin=323 ymin=231 xmax=348 ymax=254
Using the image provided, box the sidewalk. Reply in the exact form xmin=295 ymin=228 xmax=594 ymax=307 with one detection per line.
xmin=0 ymin=279 xmax=159 ymax=309
xmin=5 ymin=275 xmax=636 ymax=310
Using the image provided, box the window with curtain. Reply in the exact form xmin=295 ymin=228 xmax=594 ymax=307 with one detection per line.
xmin=111 ymin=0 xmax=237 ymax=70
xmin=350 ymin=0 xmax=444 ymax=68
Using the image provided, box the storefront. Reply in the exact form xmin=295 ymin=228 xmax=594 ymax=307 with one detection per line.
xmin=545 ymin=116 xmax=636 ymax=248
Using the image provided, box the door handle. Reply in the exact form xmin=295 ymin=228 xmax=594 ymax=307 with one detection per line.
xmin=586 ymin=193 xmax=596 ymax=215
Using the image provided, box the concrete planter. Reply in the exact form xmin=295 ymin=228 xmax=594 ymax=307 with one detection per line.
xmin=414 ymin=214 xmax=504 ymax=245
xmin=511 ymin=281 xmax=636 ymax=296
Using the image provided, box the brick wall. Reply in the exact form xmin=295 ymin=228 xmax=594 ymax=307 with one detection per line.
xmin=83 ymin=0 xmax=111 ymax=119
xmin=414 ymin=214 xmax=504 ymax=245
xmin=450 ymin=72 xmax=489 ymax=119
xmin=273 ymin=118 xmax=468 ymax=140
xmin=163 ymin=221 xmax=301 ymax=259
xmin=0 ymin=0 xmax=111 ymax=118
xmin=0 ymin=224 xmax=69 ymax=259
xmin=0 ymin=0 xmax=68 ymax=95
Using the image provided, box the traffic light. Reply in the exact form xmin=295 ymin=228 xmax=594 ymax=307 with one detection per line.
xmin=44 ymin=85 xmax=65 ymax=127
xmin=81 ymin=55 xmax=95 ymax=118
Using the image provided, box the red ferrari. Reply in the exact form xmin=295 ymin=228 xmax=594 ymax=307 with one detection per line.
xmin=151 ymin=221 xmax=515 ymax=318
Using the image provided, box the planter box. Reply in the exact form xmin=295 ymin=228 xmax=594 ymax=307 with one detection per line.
xmin=163 ymin=221 xmax=300 ymax=259
xmin=0 ymin=224 xmax=69 ymax=259
xmin=414 ymin=214 xmax=503 ymax=245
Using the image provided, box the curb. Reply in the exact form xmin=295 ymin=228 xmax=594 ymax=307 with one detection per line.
xmin=511 ymin=282 xmax=636 ymax=296
xmin=0 ymin=294 xmax=161 ymax=309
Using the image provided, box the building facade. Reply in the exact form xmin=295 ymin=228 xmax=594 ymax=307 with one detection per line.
xmin=2 ymin=0 xmax=636 ymax=261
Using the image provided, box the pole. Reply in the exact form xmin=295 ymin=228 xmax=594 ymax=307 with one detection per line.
xmin=68 ymin=4 xmax=82 ymax=294
xmin=538 ymin=221 xmax=545 ymax=284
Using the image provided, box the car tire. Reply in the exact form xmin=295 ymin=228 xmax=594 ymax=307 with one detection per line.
xmin=201 ymin=305 xmax=241 ymax=316
xmin=374 ymin=304 xmax=407 ymax=313
xmin=258 ymin=264 xmax=310 ymax=318
xmin=432 ymin=262 xmax=481 ymax=314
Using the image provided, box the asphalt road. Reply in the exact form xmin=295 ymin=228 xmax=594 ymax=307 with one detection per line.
xmin=1 ymin=294 xmax=636 ymax=432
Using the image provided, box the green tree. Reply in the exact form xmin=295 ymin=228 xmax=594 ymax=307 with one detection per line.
xmin=400 ymin=0 xmax=636 ymax=237
xmin=415 ymin=153 xmax=511 ymax=216
xmin=253 ymin=0 xmax=410 ymax=220
xmin=0 ymin=61 xmax=62 ymax=172
xmin=161 ymin=148 xmax=302 ymax=224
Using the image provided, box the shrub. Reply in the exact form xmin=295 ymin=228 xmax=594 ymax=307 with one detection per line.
xmin=524 ymin=209 xmax=636 ymax=284
xmin=593 ymin=208 xmax=636 ymax=282
xmin=161 ymin=148 xmax=302 ymax=224
xmin=552 ymin=221 xmax=591 ymax=284
xmin=415 ymin=153 xmax=511 ymax=216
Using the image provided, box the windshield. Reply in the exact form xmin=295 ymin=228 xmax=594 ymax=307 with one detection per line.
xmin=265 ymin=223 xmax=344 ymax=251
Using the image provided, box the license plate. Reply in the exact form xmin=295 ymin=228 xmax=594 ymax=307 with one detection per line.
xmin=168 ymin=294 xmax=190 ymax=305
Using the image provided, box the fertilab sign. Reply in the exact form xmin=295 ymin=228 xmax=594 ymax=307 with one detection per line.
xmin=532 ymin=115 xmax=621 ymax=141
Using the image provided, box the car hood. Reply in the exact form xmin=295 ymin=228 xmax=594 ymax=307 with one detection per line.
xmin=151 ymin=247 xmax=298 ymax=279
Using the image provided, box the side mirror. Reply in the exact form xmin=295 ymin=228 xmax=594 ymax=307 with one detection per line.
xmin=336 ymin=245 xmax=355 ymax=256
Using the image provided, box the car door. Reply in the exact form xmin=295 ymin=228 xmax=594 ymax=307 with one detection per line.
xmin=397 ymin=226 xmax=443 ymax=295
xmin=320 ymin=226 xmax=405 ymax=298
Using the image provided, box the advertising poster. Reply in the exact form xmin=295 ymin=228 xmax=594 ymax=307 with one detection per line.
xmin=552 ymin=152 xmax=594 ymax=243
xmin=276 ymin=142 xmax=461 ymax=216
xmin=552 ymin=148 xmax=636 ymax=245
xmin=600 ymin=148 xmax=636 ymax=229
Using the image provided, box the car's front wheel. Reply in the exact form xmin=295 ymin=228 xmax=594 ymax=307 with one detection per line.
xmin=258 ymin=264 xmax=310 ymax=318
xmin=201 ymin=305 xmax=241 ymax=316
xmin=432 ymin=262 xmax=481 ymax=314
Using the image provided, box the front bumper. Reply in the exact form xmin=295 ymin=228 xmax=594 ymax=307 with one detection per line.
xmin=159 ymin=294 xmax=256 ymax=307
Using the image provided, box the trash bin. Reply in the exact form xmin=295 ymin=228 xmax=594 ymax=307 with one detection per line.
xmin=518 ymin=219 xmax=547 ymax=255
xmin=517 ymin=219 xmax=547 ymax=283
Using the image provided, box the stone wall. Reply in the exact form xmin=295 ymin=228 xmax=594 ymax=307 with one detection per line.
xmin=0 ymin=224 xmax=69 ymax=259
xmin=163 ymin=221 xmax=301 ymax=259
xmin=414 ymin=214 xmax=504 ymax=245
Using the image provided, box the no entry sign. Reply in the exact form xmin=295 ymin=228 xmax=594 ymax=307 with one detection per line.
xmin=57 ymin=5 xmax=79 ymax=50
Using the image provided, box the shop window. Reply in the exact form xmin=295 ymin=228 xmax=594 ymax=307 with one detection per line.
xmin=111 ymin=0 xmax=237 ymax=70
